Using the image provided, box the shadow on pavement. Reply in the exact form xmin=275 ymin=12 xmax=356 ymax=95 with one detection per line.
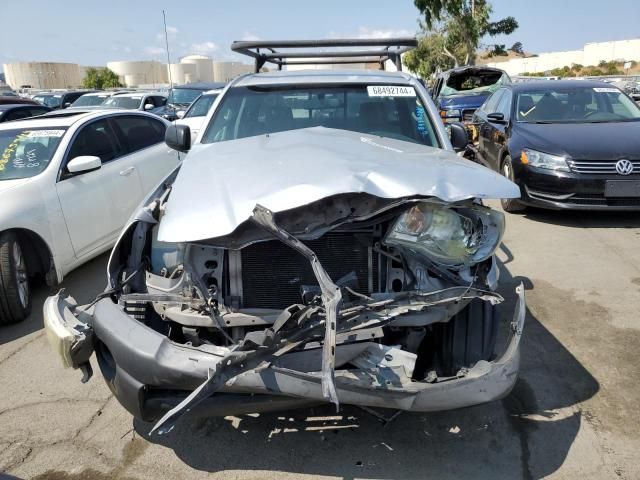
xmin=0 ymin=253 xmax=108 ymax=346
xmin=522 ymin=208 xmax=640 ymax=229
xmin=135 ymin=248 xmax=600 ymax=480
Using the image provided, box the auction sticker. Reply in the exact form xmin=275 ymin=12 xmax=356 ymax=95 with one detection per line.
xmin=367 ymin=85 xmax=416 ymax=97
xmin=593 ymin=87 xmax=619 ymax=93
xmin=27 ymin=130 xmax=65 ymax=138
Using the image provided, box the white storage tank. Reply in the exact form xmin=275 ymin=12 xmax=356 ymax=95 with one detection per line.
xmin=180 ymin=55 xmax=214 ymax=82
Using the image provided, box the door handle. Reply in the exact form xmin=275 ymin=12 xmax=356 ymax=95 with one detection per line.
xmin=119 ymin=166 xmax=135 ymax=176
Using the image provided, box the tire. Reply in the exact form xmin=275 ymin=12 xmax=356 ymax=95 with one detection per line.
xmin=0 ymin=232 xmax=31 ymax=325
xmin=501 ymin=156 xmax=527 ymax=213
xmin=414 ymin=299 xmax=498 ymax=378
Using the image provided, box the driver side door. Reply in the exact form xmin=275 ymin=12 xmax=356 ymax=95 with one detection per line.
xmin=55 ymin=118 xmax=144 ymax=258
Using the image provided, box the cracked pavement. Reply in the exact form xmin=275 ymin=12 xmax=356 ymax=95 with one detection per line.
xmin=1 ymin=203 xmax=639 ymax=479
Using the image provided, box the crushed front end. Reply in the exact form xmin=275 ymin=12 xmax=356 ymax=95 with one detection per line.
xmin=45 ymin=186 xmax=525 ymax=435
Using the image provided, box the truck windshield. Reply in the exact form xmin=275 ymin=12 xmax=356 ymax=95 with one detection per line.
xmin=201 ymin=85 xmax=438 ymax=147
xmin=0 ymin=127 xmax=67 ymax=180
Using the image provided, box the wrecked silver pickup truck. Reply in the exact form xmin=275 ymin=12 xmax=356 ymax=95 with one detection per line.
xmin=44 ymin=68 xmax=524 ymax=435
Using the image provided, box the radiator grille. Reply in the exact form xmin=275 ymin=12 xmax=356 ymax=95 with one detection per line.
xmin=462 ymin=109 xmax=476 ymax=122
xmin=240 ymin=232 xmax=378 ymax=309
xmin=567 ymin=159 xmax=640 ymax=174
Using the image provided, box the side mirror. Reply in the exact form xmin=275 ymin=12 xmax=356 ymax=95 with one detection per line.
xmin=144 ymin=103 xmax=155 ymax=111
xmin=448 ymin=122 xmax=469 ymax=153
xmin=63 ymin=102 xmax=72 ymax=109
xmin=487 ymin=112 xmax=506 ymax=123
xmin=176 ymin=110 xmax=186 ymax=119
xmin=67 ymin=155 xmax=101 ymax=174
xmin=165 ymin=124 xmax=191 ymax=152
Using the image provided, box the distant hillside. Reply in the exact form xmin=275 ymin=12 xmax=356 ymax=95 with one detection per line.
xmin=477 ymin=50 xmax=536 ymax=64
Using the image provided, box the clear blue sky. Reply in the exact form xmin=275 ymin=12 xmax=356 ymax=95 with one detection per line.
xmin=1 ymin=0 xmax=638 ymax=71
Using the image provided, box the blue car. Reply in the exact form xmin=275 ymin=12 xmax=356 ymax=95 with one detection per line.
xmin=431 ymin=66 xmax=510 ymax=124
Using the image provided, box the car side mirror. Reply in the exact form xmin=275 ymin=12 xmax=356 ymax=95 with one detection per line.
xmin=67 ymin=155 xmax=101 ymax=174
xmin=165 ymin=124 xmax=191 ymax=152
xmin=144 ymin=103 xmax=155 ymax=111
xmin=487 ymin=112 xmax=506 ymax=124
xmin=176 ymin=110 xmax=186 ymax=119
xmin=63 ymin=102 xmax=72 ymax=109
xmin=448 ymin=122 xmax=469 ymax=152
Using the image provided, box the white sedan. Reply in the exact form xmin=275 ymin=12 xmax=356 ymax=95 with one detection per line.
xmin=0 ymin=110 xmax=180 ymax=325
xmin=175 ymin=88 xmax=223 ymax=142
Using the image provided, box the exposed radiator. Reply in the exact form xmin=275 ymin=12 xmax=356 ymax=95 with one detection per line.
xmin=240 ymin=232 xmax=378 ymax=309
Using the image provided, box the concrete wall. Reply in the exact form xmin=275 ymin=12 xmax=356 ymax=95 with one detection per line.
xmin=107 ymin=61 xmax=167 ymax=87
xmin=485 ymin=38 xmax=640 ymax=76
xmin=3 ymin=62 xmax=83 ymax=89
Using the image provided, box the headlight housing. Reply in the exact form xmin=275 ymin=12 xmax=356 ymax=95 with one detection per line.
xmin=521 ymin=148 xmax=570 ymax=172
xmin=384 ymin=202 xmax=505 ymax=267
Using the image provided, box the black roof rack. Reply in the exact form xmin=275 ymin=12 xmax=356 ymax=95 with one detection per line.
xmin=231 ymin=38 xmax=417 ymax=73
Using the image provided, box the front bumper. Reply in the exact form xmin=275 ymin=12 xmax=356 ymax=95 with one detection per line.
xmin=517 ymin=165 xmax=640 ymax=210
xmin=44 ymin=285 xmax=526 ymax=422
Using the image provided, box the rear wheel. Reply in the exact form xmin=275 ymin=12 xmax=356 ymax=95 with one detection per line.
xmin=0 ymin=232 xmax=31 ymax=325
xmin=501 ymin=156 xmax=527 ymax=213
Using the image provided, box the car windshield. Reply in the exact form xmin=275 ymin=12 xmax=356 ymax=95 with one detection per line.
xmin=72 ymin=94 xmax=110 ymax=106
xmin=201 ymin=85 xmax=439 ymax=147
xmin=440 ymin=71 xmax=509 ymax=97
xmin=34 ymin=95 xmax=62 ymax=108
xmin=515 ymin=86 xmax=640 ymax=123
xmin=184 ymin=93 xmax=218 ymax=118
xmin=167 ymin=88 xmax=204 ymax=106
xmin=0 ymin=127 xmax=67 ymax=180
xmin=102 ymin=96 xmax=142 ymax=109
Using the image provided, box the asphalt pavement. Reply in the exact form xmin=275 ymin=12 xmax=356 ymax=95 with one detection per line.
xmin=1 ymin=201 xmax=639 ymax=479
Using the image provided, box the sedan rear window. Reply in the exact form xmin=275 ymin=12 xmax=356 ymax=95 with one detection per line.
xmin=0 ymin=127 xmax=67 ymax=180
xmin=201 ymin=85 xmax=438 ymax=147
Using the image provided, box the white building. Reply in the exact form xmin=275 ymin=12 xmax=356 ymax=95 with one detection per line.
xmin=484 ymin=38 xmax=640 ymax=76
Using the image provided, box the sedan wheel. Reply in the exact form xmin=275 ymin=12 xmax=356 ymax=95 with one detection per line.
xmin=0 ymin=232 xmax=32 ymax=325
xmin=500 ymin=156 xmax=526 ymax=213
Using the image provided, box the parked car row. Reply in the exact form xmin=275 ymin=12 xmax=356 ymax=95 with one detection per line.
xmin=11 ymin=38 xmax=639 ymax=436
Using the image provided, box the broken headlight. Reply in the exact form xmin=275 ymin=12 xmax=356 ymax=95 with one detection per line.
xmin=384 ymin=202 xmax=504 ymax=267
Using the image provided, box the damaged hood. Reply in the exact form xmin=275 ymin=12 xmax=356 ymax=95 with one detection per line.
xmin=159 ymin=127 xmax=519 ymax=242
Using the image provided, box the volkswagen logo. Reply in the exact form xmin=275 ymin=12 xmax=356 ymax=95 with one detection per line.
xmin=615 ymin=159 xmax=634 ymax=175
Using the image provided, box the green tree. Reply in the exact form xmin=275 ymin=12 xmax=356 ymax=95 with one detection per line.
xmin=509 ymin=41 xmax=524 ymax=54
xmin=82 ymin=68 xmax=123 ymax=89
xmin=488 ymin=44 xmax=508 ymax=57
xmin=412 ymin=0 xmax=518 ymax=67
xmin=404 ymin=31 xmax=462 ymax=78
